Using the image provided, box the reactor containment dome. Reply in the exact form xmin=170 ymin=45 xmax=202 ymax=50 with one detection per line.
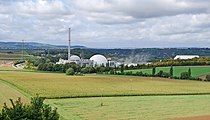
xmin=90 ymin=54 xmax=108 ymax=66
xmin=70 ymin=55 xmax=81 ymax=61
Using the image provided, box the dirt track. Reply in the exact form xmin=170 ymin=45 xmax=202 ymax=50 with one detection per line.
xmin=171 ymin=115 xmax=210 ymax=120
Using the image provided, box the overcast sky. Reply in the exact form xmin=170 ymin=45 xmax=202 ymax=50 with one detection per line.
xmin=0 ymin=0 xmax=210 ymax=48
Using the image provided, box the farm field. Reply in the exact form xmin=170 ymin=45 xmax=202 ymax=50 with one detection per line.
xmin=126 ymin=66 xmax=210 ymax=77
xmin=0 ymin=80 xmax=29 ymax=108
xmin=0 ymin=50 xmax=33 ymax=60
xmin=1 ymin=70 xmax=210 ymax=98
xmin=46 ymin=95 xmax=210 ymax=120
xmin=0 ymin=60 xmax=16 ymax=70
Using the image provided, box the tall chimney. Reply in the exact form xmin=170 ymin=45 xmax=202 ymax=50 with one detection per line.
xmin=68 ymin=28 xmax=71 ymax=60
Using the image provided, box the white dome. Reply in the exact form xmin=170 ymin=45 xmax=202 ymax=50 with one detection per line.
xmin=90 ymin=54 xmax=108 ymax=66
xmin=70 ymin=55 xmax=81 ymax=61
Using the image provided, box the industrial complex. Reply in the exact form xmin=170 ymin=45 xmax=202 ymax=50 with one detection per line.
xmin=56 ymin=28 xmax=118 ymax=67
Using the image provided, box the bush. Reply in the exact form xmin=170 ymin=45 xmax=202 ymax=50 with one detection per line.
xmin=0 ymin=96 xmax=59 ymax=120
xmin=206 ymin=75 xmax=210 ymax=81
xmin=125 ymin=71 xmax=133 ymax=75
xmin=66 ymin=68 xmax=75 ymax=75
xmin=156 ymin=70 xmax=163 ymax=77
xmin=136 ymin=71 xmax=143 ymax=76
xmin=109 ymin=70 xmax=115 ymax=74
xmin=162 ymin=72 xmax=170 ymax=78
xmin=180 ymin=72 xmax=190 ymax=79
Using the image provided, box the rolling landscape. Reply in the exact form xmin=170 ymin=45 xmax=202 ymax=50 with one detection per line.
xmin=1 ymin=0 xmax=210 ymax=120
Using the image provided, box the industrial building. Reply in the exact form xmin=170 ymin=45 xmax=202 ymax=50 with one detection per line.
xmin=56 ymin=28 xmax=118 ymax=67
xmin=174 ymin=55 xmax=199 ymax=60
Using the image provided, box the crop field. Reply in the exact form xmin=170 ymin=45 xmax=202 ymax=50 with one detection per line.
xmin=46 ymin=95 xmax=210 ymax=120
xmin=1 ymin=71 xmax=210 ymax=98
xmin=0 ymin=53 xmax=33 ymax=60
xmin=1 ymin=67 xmax=210 ymax=119
xmin=0 ymin=80 xmax=29 ymax=108
xmin=126 ymin=66 xmax=210 ymax=77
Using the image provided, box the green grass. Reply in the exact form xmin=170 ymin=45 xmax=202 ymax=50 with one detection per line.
xmin=2 ymin=70 xmax=210 ymax=98
xmin=46 ymin=95 xmax=210 ymax=120
xmin=0 ymin=54 xmax=32 ymax=60
xmin=126 ymin=66 xmax=210 ymax=77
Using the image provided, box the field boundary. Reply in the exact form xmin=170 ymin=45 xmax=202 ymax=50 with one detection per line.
xmin=45 ymin=93 xmax=210 ymax=99
xmin=0 ymin=79 xmax=32 ymax=99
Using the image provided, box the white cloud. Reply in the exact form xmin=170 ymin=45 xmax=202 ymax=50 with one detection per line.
xmin=0 ymin=0 xmax=210 ymax=48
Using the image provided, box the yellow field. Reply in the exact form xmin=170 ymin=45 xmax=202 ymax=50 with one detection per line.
xmin=0 ymin=80 xmax=29 ymax=108
xmin=1 ymin=71 xmax=210 ymax=98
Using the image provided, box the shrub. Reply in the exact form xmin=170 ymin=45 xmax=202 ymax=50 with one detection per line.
xmin=162 ymin=72 xmax=170 ymax=78
xmin=188 ymin=68 xmax=191 ymax=77
xmin=152 ymin=67 xmax=156 ymax=76
xmin=66 ymin=68 xmax=75 ymax=75
xmin=81 ymin=68 xmax=89 ymax=74
xmin=180 ymin=72 xmax=190 ymax=79
xmin=206 ymin=75 xmax=210 ymax=81
xmin=136 ymin=71 xmax=143 ymax=76
xmin=125 ymin=71 xmax=133 ymax=75
xmin=0 ymin=96 xmax=59 ymax=120
xmin=109 ymin=70 xmax=115 ymax=74
xmin=169 ymin=66 xmax=173 ymax=77
xmin=156 ymin=70 xmax=163 ymax=77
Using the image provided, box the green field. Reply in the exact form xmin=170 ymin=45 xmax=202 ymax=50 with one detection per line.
xmin=1 ymin=70 xmax=210 ymax=98
xmin=1 ymin=68 xmax=210 ymax=119
xmin=46 ymin=95 xmax=210 ymax=120
xmin=0 ymin=54 xmax=33 ymax=60
xmin=126 ymin=66 xmax=210 ymax=77
xmin=0 ymin=50 xmax=32 ymax=60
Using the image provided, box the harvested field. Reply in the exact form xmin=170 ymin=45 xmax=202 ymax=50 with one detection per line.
xmin=0 ymin=60 xmax=15 ymax=70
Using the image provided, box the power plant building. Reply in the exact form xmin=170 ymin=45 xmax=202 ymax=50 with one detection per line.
xmin=56 ymin=28 xmax=118 ymax=67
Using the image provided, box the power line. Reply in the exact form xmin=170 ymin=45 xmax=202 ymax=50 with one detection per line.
xmin=22 ymin=40 xmax=24 ymax=61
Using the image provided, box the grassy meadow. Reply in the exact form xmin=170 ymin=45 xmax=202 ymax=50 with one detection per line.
xmin=126 ymin=66 xmax=210 ymax=77
xmin=46 ymin=95 xmax=210 ymax=120
xmin=1 ymin=70 xmax=210 ymax=98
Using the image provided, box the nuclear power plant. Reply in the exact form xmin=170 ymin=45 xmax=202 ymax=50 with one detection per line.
xmin=56 ymin=28 xmax=118 ymax=67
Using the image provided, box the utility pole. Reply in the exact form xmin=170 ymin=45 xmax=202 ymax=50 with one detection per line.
xmin=22 ymin=40 xmax=25 ymax=61
xmin=68 ymin=28 xmax=71 ymax=60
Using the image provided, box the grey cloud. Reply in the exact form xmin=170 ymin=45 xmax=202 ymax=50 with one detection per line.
xmin=74 ymin=0 xmax=210 ymax=24
xmin=0 ymin=0 xmax=210 ymax=48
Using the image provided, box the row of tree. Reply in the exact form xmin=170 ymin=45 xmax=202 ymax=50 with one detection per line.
xmin=109 ymin=66 xmax=201 ymax=81
xmin=121 ymin=57 xmax=210 ymax=70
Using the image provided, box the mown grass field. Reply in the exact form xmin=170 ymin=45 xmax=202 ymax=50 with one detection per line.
xmin=126 ymin=66 xmax=210 ymax=77
xmin=1 ymin=71 xmax=210 ymax=98
xmin=46 ymin=95 xmax=210 ymax=120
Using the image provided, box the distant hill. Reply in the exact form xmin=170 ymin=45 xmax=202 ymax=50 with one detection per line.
xmin=0 ymin=42 xmax=86 ymax=49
